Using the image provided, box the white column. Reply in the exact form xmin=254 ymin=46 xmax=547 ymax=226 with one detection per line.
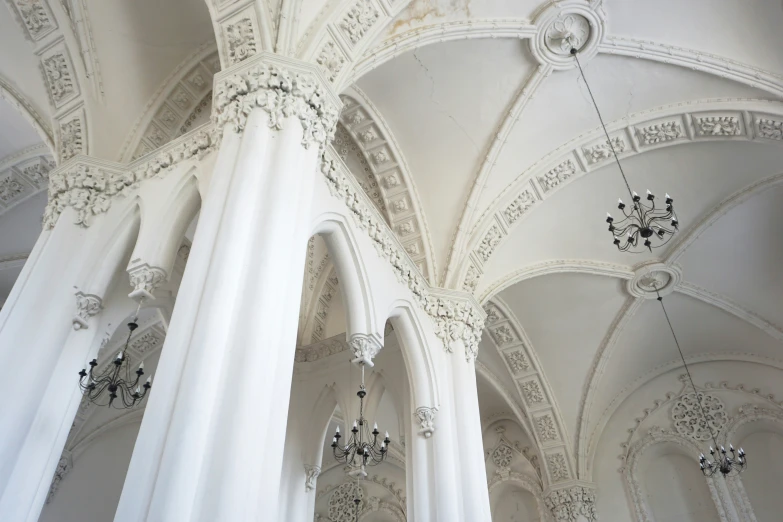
xmin=115 ymin=54 xmax=339 ymax=522
xmin=451 ymin=348 xmax=493 ymax=521
xmin=0 ymin=204 xmax=139 ymax=522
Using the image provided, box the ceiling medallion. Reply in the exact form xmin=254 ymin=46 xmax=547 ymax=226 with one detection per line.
xmin=530 ymin=1 xmax=604 ymax=70
xmin=627 ymin=263 xmax=681 ymax=299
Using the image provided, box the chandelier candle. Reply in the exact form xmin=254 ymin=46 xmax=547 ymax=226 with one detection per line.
xmin=78 ymin=314 xmax=153 ymax=409
xmin=570 ymin=45 xmax=679 ymax=252
xmin=331 ymin=362 xmax=391 ymax=473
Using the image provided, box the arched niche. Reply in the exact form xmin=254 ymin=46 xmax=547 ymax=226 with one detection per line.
xmin=489 ymin=480 xmax=541 ymax=521
xmin=625 ymin=430 xmax=724 ymax=522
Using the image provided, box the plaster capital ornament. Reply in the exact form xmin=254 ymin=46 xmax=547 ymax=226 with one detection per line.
xmin=46 ymin=450 xmax=72 ymax=504
xmin=73 ymin=291 xmax=102 ymax=330
xmin=43 ymin=130 xmax=216 ymax=229
xmin=414 ymin=406 xmax=437 ymax=438
xmin=349 ymin=333 xmax=382 ymax=367
xmin=544 ymin=485 xmax=598 ymax=522
xmin=212 ymin=54 xmax=340 ymax=149
xmin=128 ymin=264 xmax=167 ymax=302
xmin=304 ymin=464 xmax=321 ymax=492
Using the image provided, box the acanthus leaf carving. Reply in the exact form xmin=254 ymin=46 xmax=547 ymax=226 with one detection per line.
xmin=637 ymin=121 xmax=683 ymax=145
xmin=214 ymin=62 xmax=339 ymax=150
xmin=582 ymin=137 xmax=626 ymax=164
xmin=757 ymin=118 xmax=783 ymax=140
xmin=43 ymin=53 xmax=76 ymax=105
xmin=15 ymin=0 xmax=55 ymax=39
xmin=504 ymin=350 xmax=529 ymax=374
xmin=414 ymin=406 xmax=437 ymax=437
xmin=316 ymin=41 xmax=345 ymax=82
xmin=695 ymin=116 xmax=741 ymax=136
xmin=476 ymin=224 xmax=502 ymax=262
xmin=503 ymin=190 xmax=536 ymax=224
xmin=59 ymin=117 xmax=84 ymax=161
xmin=535 ymin=414 xmax=558 ymax=442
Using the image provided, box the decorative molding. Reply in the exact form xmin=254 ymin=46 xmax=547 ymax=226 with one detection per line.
xmin=530 ymin=1 xmax=605 ymax=71
xmin=10 ymin=0 xmax=57 ymax=41
xmin=41 ymin=47 xmax=80 ymax=109
xmin=671 ymin=392 xmax=728 ymax=441
xmin=545 ymin=485 xmax=597 ymax=522
xmin=626 ymin=262 xmax=682 ymax=300
xmin=487 ymin=470 xmax=549 ymax=521
xmin=0 ymin=78 xmax=54 ymax=151
xmin=338 ymin=88 xmax=436 ymax=283
xmin=349 ymin=333 xmax=382 ymax=366
xmin=72 ymin=291 xmax=101 ymax=330
xmin=304 ymin=464 xmax=321 ymax=492
xmin=320 ymin=154 xmax=484 ymax=361
xmin=462 ymin=99 xmax=783 ymax=293
xmin=295 ymin=336 xmax=348 ymax=363
xmin=483 ymin=297 xmax=573 ymax=486
xmin=45 ymin=449 xmax=71 ymax=504
xmin=316 ymin=40 xmax=346 ymax=83
xmin=127 ymin=264 xmax=167 ymax=302
xmin=43 ymin=128 xmax=216 ymax=229
xmin=544 ymin=452 xmax=570 ymax=483
xmin=339 ymin=0 xmax=378 ymax=46
xmin=414 ymin=406 xmax=436 ymax=438
xmin=224 ymin=17 xmax=257 ymax=65
xmin=213 ymin=55 xmax=340 ymax=150
xmin=58 ymin=108 xmax=86 ymax=162
xmin=582 ymin=136 xmax=626 ymax=165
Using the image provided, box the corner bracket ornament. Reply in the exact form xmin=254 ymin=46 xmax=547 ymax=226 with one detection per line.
xmin=304 ymin=464 xmax=321 ymax=492
xmin=349 ymin=333 xmax=382 ymax=367
xmin=414 ymin=406 xmax=437 ymax=438
xmin=545 ymin=485 xmax=598 ymax=522
xmin=128 ymin=264 xmax=167 ymax=302
xmin=73 ymin=291 xmax=102 ymax=330
xmin=212 ymin=53 xmax=341 ymax=149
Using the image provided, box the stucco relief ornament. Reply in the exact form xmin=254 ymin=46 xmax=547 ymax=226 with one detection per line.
xmin=128 ymin=264 xmax=167 ymax=302
xmin=328 ymin=482 xmax=363 ymax=522
xmin=304 ymin=464 xmax=321 ymax=492
xmin=225 ymin=18 xmax=256 ymax=64
xmin=491 ymin=444 xmax=514 ymax=468
xmin=671 ymin=392 xmax=728 ymax=441
xmin=545 ymin=14 xmax=590 ymax=55
xmin=349 ymin=334 xmax=382 ymax=366
xmin=73 ymin=291 xmax=102 ymax=330
xmin=16 ymin=0 xmax=54 ymax=39
xmin=214 ymin=63 xmax=339 ymax=150
xmin=414 ymin=406 xmax=437 ymax=438
xmin=545 ymin=486 xmax=597 ymax=522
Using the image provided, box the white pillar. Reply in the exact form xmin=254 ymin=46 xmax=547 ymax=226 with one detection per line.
xmin=0 ymin=204 xmax=140 ymax=522
xmin=451 ymin=347 xmax=493 ymax=521
xmin=115 ymin=54 xmax=339 ymax=522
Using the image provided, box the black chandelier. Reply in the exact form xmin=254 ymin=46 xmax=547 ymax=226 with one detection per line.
xmin=653 ymin=285 xmax=746 ymax=477
xmin=570 ymin=46 xmax=679 ymax=252
xmin=331 ymin=363 xmax=391 ymax=473
xmin=78 ymin=315 xmax=152 ymax=409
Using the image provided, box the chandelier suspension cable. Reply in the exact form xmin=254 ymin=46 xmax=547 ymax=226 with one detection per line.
xmin=653 ymin=287 xmax=720 ymax=452
xmin=571 ymin=49 xmax=638 ymax=211
xmin=653 ymin=283 xmax=746 ymax=476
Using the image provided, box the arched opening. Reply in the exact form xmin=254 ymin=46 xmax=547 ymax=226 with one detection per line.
xmin=737 ymin=420 xmax=783 ymax=520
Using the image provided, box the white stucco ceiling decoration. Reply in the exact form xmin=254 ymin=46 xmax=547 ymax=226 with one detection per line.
xmin=626 ymin=262 xmax=681 ymax=300
xmin=530 ymin=0 xmax=605 ymax=70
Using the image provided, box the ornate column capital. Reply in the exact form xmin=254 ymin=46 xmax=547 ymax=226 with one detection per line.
xmin=304 ymin=464 xmax=321 ymax=492
xmin=128 ymin=263 xmax=167 ymax=302
xmin=212 ymin=53 xmax=342 ymax=149
xmin=424 ymin=289 xmax=486 ymax=362
xmin=349 ymin=333 xmax=382 ymax=367
xmin=545 ymin=484 xmax=598 ymax=522
xmin=73 ymin=291 xmax=102 ymax=330
xmin=414 ymin=406 xmax=437 ymax=438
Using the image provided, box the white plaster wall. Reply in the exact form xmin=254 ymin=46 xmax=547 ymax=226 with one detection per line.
xmin=642 ymin=451 xmax=719 ymax=522
xmin=490 ymin=482 xmax=540 ymax=522
xmin=738 ymin=430 xmax=783 ymax=521
xmin=39 ymin=421 xmax=141 ymax=522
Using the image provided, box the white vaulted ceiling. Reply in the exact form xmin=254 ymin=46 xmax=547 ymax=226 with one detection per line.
xmin=1 ymin=0 xmax=783 ymax=490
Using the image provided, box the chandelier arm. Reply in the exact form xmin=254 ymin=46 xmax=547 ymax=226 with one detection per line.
xmin=572 ymin=50 xmax=643 ymax=224
xmin=654 ymin=288 xmax=722 ymax=454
